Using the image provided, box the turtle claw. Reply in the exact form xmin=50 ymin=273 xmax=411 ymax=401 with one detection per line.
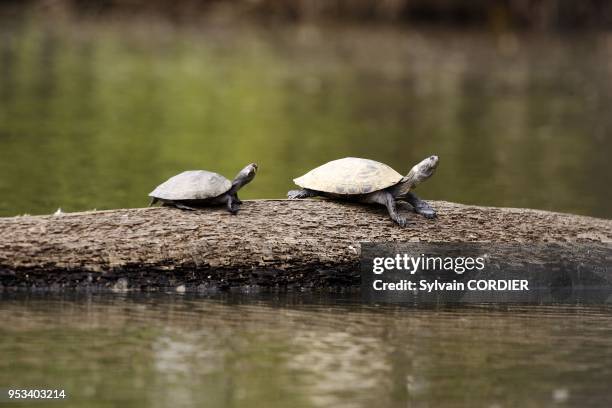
xmin=227 ymin=199 xmax=240 ymax=215
xmin=395 ymin=217 xmax=410 ymax=228
xmin=420 ymin=210 xmax=437 ymax=219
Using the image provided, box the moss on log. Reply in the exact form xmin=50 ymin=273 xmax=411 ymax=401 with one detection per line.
xmin=0 ymin=200 xmax=610 ymax=291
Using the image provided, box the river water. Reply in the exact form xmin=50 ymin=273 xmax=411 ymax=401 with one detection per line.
xmin=0 ymin=20 xmax=611 ymax=218
xmin=1 ymin=17 xmax=612 ymax=408
xmin=1 ymin=294 xmax=611 ymax=407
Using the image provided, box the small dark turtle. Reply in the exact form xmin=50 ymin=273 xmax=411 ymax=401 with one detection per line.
xmin=287 ymin=156 xmax=438 ymax=227
xmin=149 ymin=163 xmax=257 ymax=213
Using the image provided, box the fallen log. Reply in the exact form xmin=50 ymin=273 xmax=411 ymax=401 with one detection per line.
xmin=0 ymin=200 xmax=610 ymax=291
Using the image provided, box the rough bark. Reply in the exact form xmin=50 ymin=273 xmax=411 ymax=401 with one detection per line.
xmin=0 ymin=200 xmax=610 ymax=291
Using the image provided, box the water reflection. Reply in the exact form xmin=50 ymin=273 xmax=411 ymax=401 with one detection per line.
xmin=0 ymin=21 xmax=610 ymax=218
xmin=1 ymin=294 xmax=612 ymax=407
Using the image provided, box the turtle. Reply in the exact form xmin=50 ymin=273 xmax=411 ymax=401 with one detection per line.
xmin=287 ymin=156 xmax=439 ymax=227
xmin=149 ymin=163 xmax=258 ymax=213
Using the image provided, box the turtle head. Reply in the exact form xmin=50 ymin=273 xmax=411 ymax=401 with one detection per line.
xmin=231 ymin=163 xmax=258 ymax=191
xmin=411 ymin=155 xmax=439 ymax=184
xmin=395 ymin=155 xmax=439 ymax=196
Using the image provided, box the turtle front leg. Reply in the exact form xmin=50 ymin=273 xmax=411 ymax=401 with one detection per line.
xmin=383 ymin=192 xmax=409 ymax=227
xmin=226 ymin=195 xmax=240 ymax=214
xmin=232 ymin=194 xmax=242 ymax=205
xmin=404 ymin=192 xmax=436 ymax=219
xmin=287 ymin=189 xmax=318 ymax=199
xmin=364 ymin=191 xmax=409 ymax=227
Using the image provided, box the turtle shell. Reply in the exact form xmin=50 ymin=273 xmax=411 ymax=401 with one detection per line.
xmin=149 ymin=170 xmax=232 ymax=200
xmin=294 ymin=157 xmax=403 ymax=195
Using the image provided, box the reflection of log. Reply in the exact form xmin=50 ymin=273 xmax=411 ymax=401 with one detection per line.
xmin=0 ymin=200 xmax=610 ymax=291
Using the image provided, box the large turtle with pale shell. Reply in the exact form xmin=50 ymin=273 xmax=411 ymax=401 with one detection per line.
xmin=288 ymin=156 xmax=439 ymax=227
xmin=149 ymin=163 xmax=257 ymax=213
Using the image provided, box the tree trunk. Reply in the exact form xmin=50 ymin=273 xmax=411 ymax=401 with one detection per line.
xmin=0 ymin=200 xmax=610 ymax=291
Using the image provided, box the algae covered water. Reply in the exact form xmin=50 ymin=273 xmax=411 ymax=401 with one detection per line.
xmin=1 ymin=293 xmax=612 ymax=407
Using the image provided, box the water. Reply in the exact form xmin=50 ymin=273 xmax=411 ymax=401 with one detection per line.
xmin=1 ymin=17 xmax=611 ymax=407
xmin=0 ymin=294 xmax=610 ymax=407
xmin=0 ymin=19 xmax=611 ymax=218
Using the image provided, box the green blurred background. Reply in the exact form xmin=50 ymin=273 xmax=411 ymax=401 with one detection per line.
xmin=0 ymin=1 xmax=610 ymax=218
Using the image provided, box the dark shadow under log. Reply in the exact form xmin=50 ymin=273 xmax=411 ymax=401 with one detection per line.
xmin=0 ymin=200 xmax=610 ymax=291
